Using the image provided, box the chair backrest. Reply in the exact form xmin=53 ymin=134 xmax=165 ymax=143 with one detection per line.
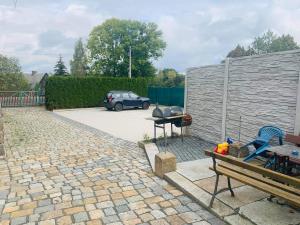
xmin=258 ymin=126 xmax=284 ymax=144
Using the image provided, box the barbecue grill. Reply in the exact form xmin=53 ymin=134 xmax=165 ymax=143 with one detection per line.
xmin=148 ymin=105 xmax=192 ymax=146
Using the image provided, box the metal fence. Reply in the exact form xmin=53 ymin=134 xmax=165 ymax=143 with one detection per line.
xmin=148 ymin=87 xmax=184 ymax=107
xmin=0 ymin=91 xmax=45 ymax=107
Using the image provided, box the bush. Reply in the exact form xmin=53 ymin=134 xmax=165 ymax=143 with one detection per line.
xmin=45 ymin=76 xmax=149 ymax=109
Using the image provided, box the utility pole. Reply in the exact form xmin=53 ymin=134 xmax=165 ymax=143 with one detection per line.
xmin=129 ymin=46 xmax=132 ymax=78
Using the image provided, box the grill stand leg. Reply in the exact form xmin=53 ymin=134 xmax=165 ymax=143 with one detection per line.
xmin=163 ymin=123 xmax=167 ymax=148
xmin=181 ymin=126 xmax=183 ymax=142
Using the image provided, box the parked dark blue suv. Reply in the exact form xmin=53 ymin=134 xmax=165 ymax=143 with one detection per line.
xmin=104 ymin=91 xmax=150 ymax=111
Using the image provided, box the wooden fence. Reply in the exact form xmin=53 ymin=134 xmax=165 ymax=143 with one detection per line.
xmin=0 ymin=91 xmax=45 ymax=107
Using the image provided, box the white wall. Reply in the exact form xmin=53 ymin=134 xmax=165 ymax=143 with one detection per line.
xmin=186 ymin=50 xmax=300 ymax=144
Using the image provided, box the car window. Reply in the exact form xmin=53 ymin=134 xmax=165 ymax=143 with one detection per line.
xmin=112 ymin=93 xmax=121 ymax=98
xmin=129 ymin=92 xmax=139 ymax=98
xmin=122 ymin=93 xmax=129 ymax=98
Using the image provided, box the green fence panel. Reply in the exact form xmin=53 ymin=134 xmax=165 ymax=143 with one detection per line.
xmin=148 ymin=87 xmax=184 ymax=107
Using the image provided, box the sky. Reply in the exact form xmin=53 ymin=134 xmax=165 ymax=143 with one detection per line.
xmin=1 ymin=0 xmax=300 ymax=74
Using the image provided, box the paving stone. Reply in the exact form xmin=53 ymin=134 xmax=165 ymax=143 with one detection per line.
xmin=73 ymin=212 xmax=89 ymax=223
xmin=207 ymin=217 xmax=227 ymax=225
xmin=56 ymin=216 xmax=73 ymax=225
xmin=166 ymin=215 xmax=186 ymax=225
xmin=239 ymin=200 xmax=300 ymax=225
xmin=116 ymin=204 xmax=130 ymax=213
xmin=1 ymin=108 xmax=221 ymax=225
xmin=151 ymin=210 xmax=166 ymax=219
xmin=179 ymin=212 xmax=202 ymax=223
xmin=35 ymin=205 xmax=54 ymax=214
xmin=38 ymin=199 xmax=51 ymax=207
xmin=89 ymin=209 xmax=104 ymax=220
xmin=140 ymin=213 xmax=155 ymax=222
xmin=38 ymin=219 xmax=55 ymax=225
xmin=192 ymin=221 xmax=211 ymax=225
xmin=102 ymin=215 xmax=120 ymax=224
xmin=11 ymin=209 xmax=33 ymax=218
xmin=156 ymin=136 xmax=214 ymax=163
xmin=104 ymin=207 xmax=116 ymax=216
xmin=11 ymin=216 xmax=27 ymax=225
xmin=96 ymin=201 xmax=114 ymax=209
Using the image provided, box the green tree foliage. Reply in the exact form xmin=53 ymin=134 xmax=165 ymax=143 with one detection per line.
xmin=87 ymin=18 xmax=166 ymax=77
xmin=226 ymin=30 xmax=299 ymax=59
xmin=45 ymin=76 xmax=149 ymax=110
xmin=151 ymin=68 xmax=185 ymax=87
xmin=54 ymin=55 xmax=69 ymax=76
xmin=0 ymin=54 xmax=29 ymax=91
xmin=226 ymin=45 xmax=251 ymax=58
xmin=70 ymin=38 xmax=88 ymax=77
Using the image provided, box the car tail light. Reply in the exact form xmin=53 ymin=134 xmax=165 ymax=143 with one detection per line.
xmin=108 ymin=96 xmax=114 ymax=102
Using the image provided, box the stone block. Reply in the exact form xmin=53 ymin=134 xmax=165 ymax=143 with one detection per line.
xmin=155 ymin=152 xmax=176 ymax=178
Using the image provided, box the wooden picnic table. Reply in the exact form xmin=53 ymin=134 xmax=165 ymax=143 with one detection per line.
xmin=268 ymin=145 xmax=300 ymax=163
xmin=267 ymin=144 xmax=300 ymax=174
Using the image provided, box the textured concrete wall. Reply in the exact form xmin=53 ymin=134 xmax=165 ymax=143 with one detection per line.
xmin=186 ymin=65 xmax=225 ymax=143
xmin=186 ymin=50 xmax=300 ymax=144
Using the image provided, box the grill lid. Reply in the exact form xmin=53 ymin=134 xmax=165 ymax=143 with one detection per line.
xmin=152 ymin=105 xmax=172 ymax=118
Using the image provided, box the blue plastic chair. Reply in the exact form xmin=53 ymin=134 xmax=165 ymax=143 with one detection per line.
xmin=243 ymin=126 xmax=284 ymax=162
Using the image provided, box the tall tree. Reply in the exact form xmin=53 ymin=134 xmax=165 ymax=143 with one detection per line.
xmin=152 ymin=68 xmax=185 ymax=87
xmin=269 ymin=34 xmax=299 ymax=52
xmin=0 ymin=54 xmax=29 ymax=91
xmin=54 ymin=55 xmax=68 ymax=76
xmin=226 ymin=45 xmax=248 ymax=58
xmin=70 ymin=38 xmax=88 ymax=77
xmin=252 ymin=30 xmax=277 ymax=54
xmin=87 ymin=18 xmax=166 ymax=77
xmin=225 ymin=30 xmax=299 ymax=60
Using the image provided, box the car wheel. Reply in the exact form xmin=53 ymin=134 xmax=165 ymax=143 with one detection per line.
xmin=142 ymin=102 xmax=150 ymax=110
xmin=114 ymin=103 xmax=123 ymax=111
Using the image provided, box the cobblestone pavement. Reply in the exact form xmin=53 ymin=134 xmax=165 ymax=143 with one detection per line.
xmin=156 ymin=137 xmax=215 ymax=163
xmin=0 ymin=107 xmax=225 ymax=225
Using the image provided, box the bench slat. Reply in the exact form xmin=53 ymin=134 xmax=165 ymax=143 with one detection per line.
xmin=205 ymin=150 xmax=300 ymax=188
xmin=219 ymin=162 xmax=300 ymax=196
xmin=211 ymin=166 xmax=300 ymax=208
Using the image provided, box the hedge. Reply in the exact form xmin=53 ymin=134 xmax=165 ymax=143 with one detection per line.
xmin=45 ymin=76 xmax=149 ymax=110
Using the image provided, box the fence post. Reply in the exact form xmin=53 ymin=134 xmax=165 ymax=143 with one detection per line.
xmin=221 ymin=58 xmax=230 ymax=141
xmin=295 ymin=71 xmax=300 ymax=135
xmin=184 ymin=72 xmax=188 ymax=113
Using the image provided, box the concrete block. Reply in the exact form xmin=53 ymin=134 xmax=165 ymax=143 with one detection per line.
xmin=144 ymin=143 xmax=159 ymax=172
xmin=155 ymin=152 xmax=176 ymax=178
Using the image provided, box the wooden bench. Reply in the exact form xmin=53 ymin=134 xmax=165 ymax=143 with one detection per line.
xmin=205 ymin=150 xmax=300 ymax=208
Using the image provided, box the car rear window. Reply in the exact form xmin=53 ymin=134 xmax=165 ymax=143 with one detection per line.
xmin=107 ymin=93 xmax=121 ymax=98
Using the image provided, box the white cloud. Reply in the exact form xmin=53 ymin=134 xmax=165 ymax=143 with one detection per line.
xmin=0 ymin=0 xmax=300 ymax=73
xmin=65 ymin=4 xmax=87 ymax=16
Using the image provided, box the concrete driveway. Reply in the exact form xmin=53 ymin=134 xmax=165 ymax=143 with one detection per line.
xmin=54 ymin=106 xmax=181 ymax=143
